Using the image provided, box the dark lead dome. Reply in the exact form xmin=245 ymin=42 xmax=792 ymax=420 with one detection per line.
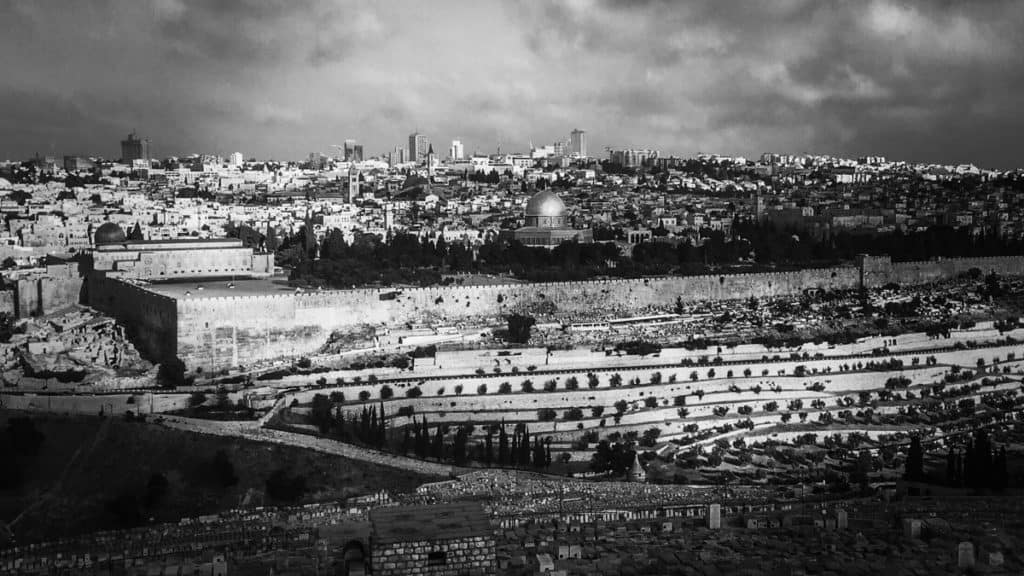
xmin=94 ymin=222 xmax=126 ymax=245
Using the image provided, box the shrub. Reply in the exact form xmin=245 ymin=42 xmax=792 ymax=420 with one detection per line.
xmin=644 ymin=396 xmax=659 ymax=408
xmin=565 ymin=376 xmax=579 ymax=390
xmin=454 ymin=385 xmax=463 ymax=395
xmin=543 ymin=379 xmax=557 ymax=392
xmin=406 ymin=387 xmax=423 ymax=398
xmin=521 ymin=380 xmax=534 ymax=393
xmin=189 ymin=387 xmax=206 ymax=405
xmin=477 ymin=384 xmax=487 ymax=395
xmin=538 ymin=408 xmax=557 ymax=421
xmin=380 ymin=385 xmax=393 ymax=400
xmin=591 ymin=406 xmax=604 ymax=417
xmin=499 ymin=382 xmax=512 ymax=394
xmin=563 ymin=407 xmax=584 ymax=421
xmin=587 ymin=373 xmax=600 ymax=388
xmin=358 ymin=390 xmax=371 ymax=402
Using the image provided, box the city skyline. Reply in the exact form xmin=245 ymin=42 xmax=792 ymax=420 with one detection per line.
xmin=1 ymin=1 xmax=1023 ymax=168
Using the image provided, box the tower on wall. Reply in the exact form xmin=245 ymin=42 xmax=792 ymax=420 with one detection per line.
xmin=857 ymin=254 xmax=893 ymax=288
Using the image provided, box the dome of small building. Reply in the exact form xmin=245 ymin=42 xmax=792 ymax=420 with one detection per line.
xmin=525 ymin=190 xmax=567 ymax=219
xmin=94 ymin=222 xmax=126 ymax=245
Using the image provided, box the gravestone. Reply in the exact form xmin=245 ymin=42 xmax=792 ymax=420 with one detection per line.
xmin=957 ymin=542 xmax=974 ymax=569
xmin=835 ymin=509 xmax=848 ymax=530
xmin=986 ymin=550 xmax=1003 ymax=567
xmin=902 ymin=518 xmax=921 ymax=539
xmin=708 ymin=504 xmax=721 ymax=530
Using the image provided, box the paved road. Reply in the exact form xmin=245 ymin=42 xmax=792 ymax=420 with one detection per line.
xmin=155 ymin=415 xmax=461 ymax=477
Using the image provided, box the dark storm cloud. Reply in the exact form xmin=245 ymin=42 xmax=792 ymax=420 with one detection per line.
xmin=510 ymin=0 xmax=1024 ymax=167
xmin=0 ymin=0 xmax=1021 ymax=166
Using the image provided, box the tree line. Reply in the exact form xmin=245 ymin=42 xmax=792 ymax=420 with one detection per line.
xmin=276 ymin=218 xmax=1024 ymax=289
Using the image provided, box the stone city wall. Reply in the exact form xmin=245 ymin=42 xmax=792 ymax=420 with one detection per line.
xmin=97 ymin=255 xmax=1024 ymax=371
xmin=88 ymin=275 xmax=178 ymax=362
xmin=14 ymin=263 xmax=84 ymax=317
xmin=0 ymin=392 xmax=189 ymax=414
xmin=860 ymin=254 xmax=1024 ymax=287
xmin=174 ymin=267 xmax=860 ymax=371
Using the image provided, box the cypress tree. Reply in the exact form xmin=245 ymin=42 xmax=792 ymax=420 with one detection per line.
xmin=454 ymin=427 xmax=467 ymax=466
xmin=946 ymin=447 xmax=959 ymax=486
xmin=335 ymin=407 xmax=347 ymax=440
xmin=519 ymin=426 xmax=531 ymax=467
xmin=498 ymin=423 xmax=509 ymax=466
xmin=532 ymin=438 xmax=545 ymax=468
xmin=904 ymin=436 xmax=924 ymax=481
xmin=369 ymin=406 xmax=378 ymax=445
xmin=484 ymin=430 xmax=493 ymax=465
xmin=511 ymin=432 xmax=519 ymax=467
xmin=995 ymin=446 xmax=1008 ymax=490
xmin=432 ymin=425 xmax=444 ymax=460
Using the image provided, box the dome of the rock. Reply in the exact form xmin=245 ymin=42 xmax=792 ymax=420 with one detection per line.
xmin=524 ymin=190 xmax=566 ymax=220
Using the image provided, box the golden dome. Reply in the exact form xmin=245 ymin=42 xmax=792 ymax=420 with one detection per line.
xmin=525 ymin=190 xmax=566 ymax=218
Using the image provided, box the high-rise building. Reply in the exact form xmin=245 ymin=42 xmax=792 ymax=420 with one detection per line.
xmin=408 ymin=132 xmax=429 ymax=164
xmin=569 ymin=129 xmax=586 ymax=158
xmin=449 ymin=139 xmax=464 ymax=160
xmin=343 ymin=139 xmax=363 ymax=163
xmin=389 ymin=146 xmax=408 ymax=167
xmin=120 ymin=132 xmax=150 ymax=164
xmin=63 ymin=156 xmax=94 ymax=172
xmin=229 ymin=152 xmax=244 ymax=167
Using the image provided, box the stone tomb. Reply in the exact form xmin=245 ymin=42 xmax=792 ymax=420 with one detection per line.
xmin=369 ymin=502 xmax=496 ymax=576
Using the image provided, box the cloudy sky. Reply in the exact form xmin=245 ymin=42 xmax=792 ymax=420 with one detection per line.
xmin=1 ymin=0 xmax=1022 ymax=167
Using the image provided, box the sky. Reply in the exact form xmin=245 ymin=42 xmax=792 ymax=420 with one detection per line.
xmin=1 ymin=0 xmax=1022 ymax=168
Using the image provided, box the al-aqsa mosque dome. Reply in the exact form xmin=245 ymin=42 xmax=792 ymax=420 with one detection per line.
xmin=514 ymin=190 xmax=592 ymax=248
xmin=94 ymin=222 xmax=127 ymax=245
